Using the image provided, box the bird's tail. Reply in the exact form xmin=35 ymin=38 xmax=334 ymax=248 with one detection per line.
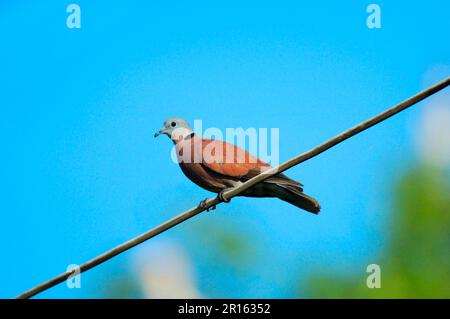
xmin=275 ymin=185 xmax=321 ymax=214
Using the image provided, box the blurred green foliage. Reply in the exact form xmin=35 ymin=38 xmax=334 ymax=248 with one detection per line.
xmin=304 ymin=164 xmax=450 ymax=298
xmin=188 ymin=218 xmax=257 ymax=270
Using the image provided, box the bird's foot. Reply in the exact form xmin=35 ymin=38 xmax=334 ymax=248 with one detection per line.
xmin=218 ymin=188 xmax=232 ymax=203
xmin=198 ymin=198 xmax=216 ymax=212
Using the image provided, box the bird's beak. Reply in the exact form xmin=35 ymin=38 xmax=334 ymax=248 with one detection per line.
xmin=154 ymin=128 xmax=168 ymax=138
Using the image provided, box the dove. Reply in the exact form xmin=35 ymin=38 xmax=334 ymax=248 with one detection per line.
xmin=154 ymin=117 xmax=320 ymax=214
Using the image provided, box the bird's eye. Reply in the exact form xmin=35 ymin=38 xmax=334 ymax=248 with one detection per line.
xmin=171 ymin=121 xmax=176 ymax=127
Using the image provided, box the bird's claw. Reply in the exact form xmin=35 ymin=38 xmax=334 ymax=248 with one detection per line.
xmin=218 ymin=189 xmax=232 ymax=203
xmin=198 ymin=189 xmax=231 ymax=212
xmin=198 ymin=198 xmax=216 ymax=212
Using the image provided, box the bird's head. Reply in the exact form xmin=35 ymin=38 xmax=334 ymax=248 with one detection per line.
xmin=154 ymin=117 xmax=193 ymax=142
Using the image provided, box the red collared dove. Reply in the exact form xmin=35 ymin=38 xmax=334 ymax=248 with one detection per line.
xmin=155 ymin=118 xmax=320 ymax=214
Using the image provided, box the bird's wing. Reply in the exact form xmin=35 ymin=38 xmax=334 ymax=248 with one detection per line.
xmin=200 ymin=138 xmax=304 ymax=189
xmin=200 ymin=139 xmax=269 ymax=178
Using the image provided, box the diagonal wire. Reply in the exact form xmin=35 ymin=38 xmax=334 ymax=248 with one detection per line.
xmin=15 ymin=77 xmax=450 ymax=299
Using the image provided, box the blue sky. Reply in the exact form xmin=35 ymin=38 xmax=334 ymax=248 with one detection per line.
xmin=0 ymin=1 xmax=449 ymax=298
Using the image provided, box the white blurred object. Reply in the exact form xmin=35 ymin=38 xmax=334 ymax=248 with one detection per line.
xmin=416 ymin=66 xmax=450 ymax=167
xmin=133 ymin=239 xmax=203 ymax=298
xmin=417 ymin=95 xmax=450 ymax=167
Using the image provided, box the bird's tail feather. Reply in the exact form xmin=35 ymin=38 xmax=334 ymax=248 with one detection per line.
xmin=276 ymin=185 xmax=321 ymax=214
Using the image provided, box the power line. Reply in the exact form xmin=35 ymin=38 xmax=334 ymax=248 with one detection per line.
xmin=16 ymin=77 xmax=450 ymax=299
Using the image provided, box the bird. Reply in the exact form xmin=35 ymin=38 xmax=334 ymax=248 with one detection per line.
xmin=154 ymin=117 xmax=320 ymax=214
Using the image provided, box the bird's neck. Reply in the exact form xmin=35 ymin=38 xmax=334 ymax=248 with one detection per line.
xmin=172 ymin=131 xmax=195 ymax=144
xmin=184 ymin=132 xmax=195 ymax=140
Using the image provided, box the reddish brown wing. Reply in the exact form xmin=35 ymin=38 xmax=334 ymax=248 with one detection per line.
xmin=200 ymin=139 xmax=270 ymax=178
xmin=200 ymin=138 xmax=304 ymax=190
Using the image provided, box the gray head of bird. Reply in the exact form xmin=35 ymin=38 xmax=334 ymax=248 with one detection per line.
xmin=154 ymin=117 xmax=193 ymax=142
